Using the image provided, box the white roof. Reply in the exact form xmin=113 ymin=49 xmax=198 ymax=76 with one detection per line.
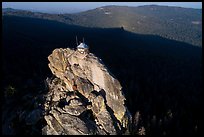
xmin=77 ymin=42 xmax=89 ymax=49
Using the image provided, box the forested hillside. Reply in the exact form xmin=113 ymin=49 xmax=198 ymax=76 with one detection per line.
xmin=3 ymin=5 xmax=202 ymax=47
xmin=2 ymin=16 xmax=202 ymax=135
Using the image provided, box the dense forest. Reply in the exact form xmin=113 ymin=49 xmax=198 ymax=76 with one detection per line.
xmin=2 ymin=5 xmax=202 ymax=47
xmin=2 ymin=16 xmax=202 ymax=135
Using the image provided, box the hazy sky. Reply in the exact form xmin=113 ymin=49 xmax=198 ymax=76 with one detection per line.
xmin=2 ymin=2 xmax=202 ymax=13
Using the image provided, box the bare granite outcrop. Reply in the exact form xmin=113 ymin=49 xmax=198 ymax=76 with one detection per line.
xmin=43 ymin=48 xmax=132 ymax=135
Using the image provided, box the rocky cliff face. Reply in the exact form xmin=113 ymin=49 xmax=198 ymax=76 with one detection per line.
xmin=42 ymin=48 xmax=132 ymax=135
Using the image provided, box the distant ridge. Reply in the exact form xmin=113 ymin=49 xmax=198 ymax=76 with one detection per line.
xmin=2 ymin=5 xmax=202 ymax=47
xmin=2 ymin=8 xmax=26 ymax=12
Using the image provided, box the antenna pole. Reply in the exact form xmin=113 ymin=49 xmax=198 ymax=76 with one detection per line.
xmin=76 ymin=36 xmax=78 ymax=45
xmin=83 ymin=37 xmax=84 ymax=43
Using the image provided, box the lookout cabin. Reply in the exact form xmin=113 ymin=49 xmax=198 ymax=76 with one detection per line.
xmin=77 ymin=42 xmax=89 ymax=54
